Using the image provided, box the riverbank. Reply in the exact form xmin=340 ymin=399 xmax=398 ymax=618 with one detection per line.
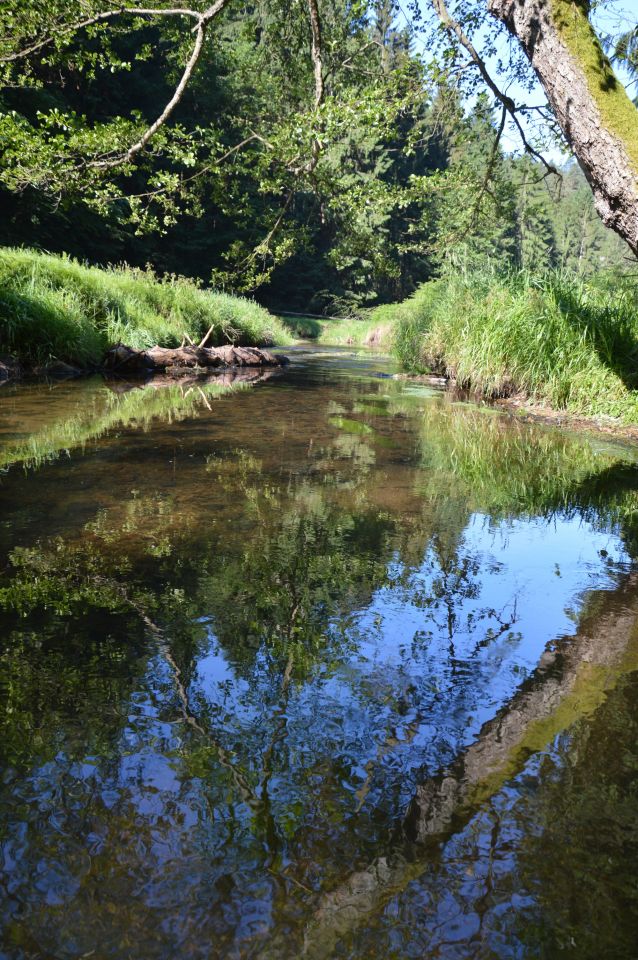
xmin=394 ymin=372 xmax=638 ymax=444
xmin=0 ymin=248 xmax=291 ymax=373
xmin=280 ymin=312 xmax=394 ymax=349
xmin=385 ymin=270 xmax=638 ymax=426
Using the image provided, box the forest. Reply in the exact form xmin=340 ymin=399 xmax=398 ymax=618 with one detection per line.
xmin=1 ymin=0 xmax=634 ymax=310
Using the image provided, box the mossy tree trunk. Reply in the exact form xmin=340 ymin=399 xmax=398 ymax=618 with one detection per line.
xmin=488 ymin=0 xmax=638 ymax=256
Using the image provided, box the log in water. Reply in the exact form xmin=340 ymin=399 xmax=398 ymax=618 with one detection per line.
xmin=104 ymin=342 xmax=288 ymax=374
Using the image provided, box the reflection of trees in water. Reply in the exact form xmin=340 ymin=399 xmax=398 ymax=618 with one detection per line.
xmin=3 ymin=382 xmax=638 ymax=956
xmin=299 ymin=576 xmax=638 ymax=960
xmin=398 ymin=395 xmax=638 ymax=558
xmin=389 ymin=536 xmax=520 ymax=662
xmin=508 ymin=673 xmax=638 ymax=960
xmin=0 ymin=374 xmax=258 ymax=472
xmin=329 ymin=648 xmax=638 ymax=960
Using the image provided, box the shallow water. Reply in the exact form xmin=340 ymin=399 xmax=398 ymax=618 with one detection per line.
xmin=2 ymin=348 xmax=638 ymax=959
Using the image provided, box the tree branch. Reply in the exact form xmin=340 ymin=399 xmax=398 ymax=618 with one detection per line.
xmin=88 ymin=18 xmax=209 ymax=168
xmin=0 ymin=7 xmax=202 ymax=63
xmin=103 ymin=133 xmax=267 ymax=201
xmin=308 ymin=0 xmax=324 ymax=108
xmin=289 ymin=0 xmax=326 ymax=177
xmin=469 ymin=101 xmax=507 ymax=226
xmin=430 ymin=0 xmax=559 ymax=176
xmin=86 ymin=0 xmax=233 ymax=169
xmin=4 ymin=1 xmax=234 ymax=171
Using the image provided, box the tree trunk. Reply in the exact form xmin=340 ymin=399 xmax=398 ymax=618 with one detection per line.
xmin=488 ymin=0 xmax=638 ymax=256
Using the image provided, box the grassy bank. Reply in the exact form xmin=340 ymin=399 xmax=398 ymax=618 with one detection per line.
xmin=280 ymin=312 xmax=394 ymax=348
xmin=0 ymin=248 xmax=291 ymax=367
xmin=387 ymin=270 xmax=638 ymax=423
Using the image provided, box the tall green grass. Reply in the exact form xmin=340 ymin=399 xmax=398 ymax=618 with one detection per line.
xmin=279 ymin=312 xmax=395 ymax=348
xmin=0 ymin=247 xmax=291 ymax=366
xmin=389 ymin=270 xmax=638 ymax=423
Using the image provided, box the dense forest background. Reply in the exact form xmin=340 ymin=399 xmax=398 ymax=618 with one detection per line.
xmin=0 ymin=1 xmax=632 ymax=315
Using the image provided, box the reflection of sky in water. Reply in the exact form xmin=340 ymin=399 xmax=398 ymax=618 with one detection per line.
xmin=2 ymin=349 xmax=638 ymax=959
xmin=192 ymin=511 xmax=629 ymax=821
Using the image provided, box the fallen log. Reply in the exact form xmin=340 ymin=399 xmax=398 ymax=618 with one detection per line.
xmin=103 ymin=342 xmax=288 ymax=375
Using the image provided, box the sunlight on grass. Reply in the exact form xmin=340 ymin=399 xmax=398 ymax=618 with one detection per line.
xmin=0 ymin=248 xmax=291 ymax=366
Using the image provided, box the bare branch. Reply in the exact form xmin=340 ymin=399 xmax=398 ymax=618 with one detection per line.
xmin=508 ymin=111 xmax=560 ymax=175
xmin=323 ymin=38 xmax=384 ymax=83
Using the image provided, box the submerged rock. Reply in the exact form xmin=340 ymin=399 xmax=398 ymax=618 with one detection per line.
xmin=38 ymin=360 xmax=83 ymax=378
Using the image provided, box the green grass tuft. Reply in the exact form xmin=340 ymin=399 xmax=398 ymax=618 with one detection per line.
xmin=389 ymin=269 xmax=638 ymax=424
xmin=0 ymin=247 xmax=291 ymax=366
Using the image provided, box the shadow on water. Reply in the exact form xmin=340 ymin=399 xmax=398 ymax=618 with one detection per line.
xmin=2 ymin=347 xmax=638 ymax=958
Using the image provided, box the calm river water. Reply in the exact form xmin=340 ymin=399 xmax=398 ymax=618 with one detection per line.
xmin=1 ymin=347 xmax=638 ymax=959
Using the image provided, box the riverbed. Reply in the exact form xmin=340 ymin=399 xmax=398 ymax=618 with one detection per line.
xmin=1 ymin=347 xmax=638 ymax=959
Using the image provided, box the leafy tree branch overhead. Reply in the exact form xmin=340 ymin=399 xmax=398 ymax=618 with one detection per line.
xmin=0 ymin=0 xmax=635 ymax=304
xmin=414 ymin=0 xmax=638 ymax=253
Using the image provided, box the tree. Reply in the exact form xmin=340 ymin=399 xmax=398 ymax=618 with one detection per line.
xmin=1 ymin=0 xmax=454 ymax=306
xmin=2 ymin=0 xmax=634 ymax=298
xmin=426 ymin=0 xmax=638 ymax=256
xmin=513 ymin=158 xmax=558 ymax=272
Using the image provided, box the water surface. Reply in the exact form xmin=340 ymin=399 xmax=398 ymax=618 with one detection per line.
xmin=2 ymin=348 xmax=638 ymax=959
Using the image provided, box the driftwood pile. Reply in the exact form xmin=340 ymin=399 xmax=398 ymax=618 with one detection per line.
xmin=104 ymin=342 xmax=288 ymax=375
xmin=0 ymin=341 xmax=288 ymax=383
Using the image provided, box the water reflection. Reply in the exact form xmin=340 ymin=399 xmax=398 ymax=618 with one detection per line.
xmin=1 ymin=348 xmax=638 ymax=958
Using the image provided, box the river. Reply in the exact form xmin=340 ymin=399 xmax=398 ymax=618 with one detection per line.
xmin=1 ymin=347 xmax=638 ymax=959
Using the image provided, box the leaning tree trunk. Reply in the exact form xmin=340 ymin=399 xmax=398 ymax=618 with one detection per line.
xmin=488 ymin=0 xmax=638 ymax=256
